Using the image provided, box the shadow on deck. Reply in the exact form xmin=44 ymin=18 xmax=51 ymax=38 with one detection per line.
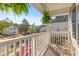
xmin=42 ymin=45 xmax=60 ymax=56
xmin=42 ymin=44 xmax=72 ymax=56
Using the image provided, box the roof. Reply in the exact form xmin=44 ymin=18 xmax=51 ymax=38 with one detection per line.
xmin=32 ymin=3 xmax=72 ymax=16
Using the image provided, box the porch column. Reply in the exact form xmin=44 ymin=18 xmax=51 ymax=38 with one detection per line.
xmin=48 ymin=23 xmax=52 ymax=46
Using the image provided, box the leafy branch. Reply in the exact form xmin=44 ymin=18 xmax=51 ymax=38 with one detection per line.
xmin=0 ymin=3 xmax=28 ymax=16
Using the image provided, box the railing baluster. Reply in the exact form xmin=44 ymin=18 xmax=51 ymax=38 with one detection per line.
xmin=30 ymin=38 xmax=32 ymax=56
xmin=19 ymin=41 xmax=22 ymax=56
xmin=59 ymin=32 xmax=61 ymax=46
xmin=5 ymin=45 xmax=8 ymax=56
xmin=57 ymin=32 xmax=58 ymax=45
xmin=58 ymin=32 xmax=61 ymax=45
xmin=52 ymin=32 xmax=53 ymax=44
xmin=53 ymin=32 xmax=54 ymax=44
xmin=31 ymin=37 xmax=33 ymax=56
xmin=28 ymin=38 xmax=30 ymax=56
xmin=14 ymin=43 xmax=16 ymax=56
xmin=65 ymin=33 xmax=66 ymax=46
xmin=54 ymin=33 xmax=56 ymax=44
xmin=55 ymin=32 xmax=56 ymax=44
xmin=32 ymin=37 xmax=36 ymax=56
xmin=68 ymin=33 xmax=70 ymax=50
xmin=54 ymin=32 xmax=56 ymax=44
xmin=59 ymin=32 xmax=60 ymax=45
xmin=63 ymin=32 xmax=65 ymax=55
xmin=24 ymin=40 xmax=26 ymax=56
xmin=53 ymin=32 xmax=55 ymax=44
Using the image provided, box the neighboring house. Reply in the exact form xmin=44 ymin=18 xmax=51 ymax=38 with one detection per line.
xmin=40 ymin=25 xmax=48 ymax=32
xmin=49 ymin=15 xmax=68 ymax=31
xmin=35 ymin=26 xmax=41 ymax=33
xmin=29 ymin=25 xmax=48 ymax=33
xmin=29 ymin=24 xmax=37 ymax=33
xmin=3 ymin=25 xmax=19 ymax=35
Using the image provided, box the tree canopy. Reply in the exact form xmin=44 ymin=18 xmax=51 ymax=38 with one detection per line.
xmin=0 ymin=3 xmax=51 ymax=24
xmin=0 ymin=20 xmax=13 ymax=32
xmin=41 ymin=11 xmax=51 ymax=24
xmin=22 ymin=18 xmax=29 ymax=26
xmin=0 ymin=3 xmax=28 ymax=16
xmin=18 ymin=19 xmax=30 ymax=34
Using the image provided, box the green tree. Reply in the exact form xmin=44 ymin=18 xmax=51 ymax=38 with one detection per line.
xmin=0 ymin=3 xmax=28 ymax=16
xmin=0 ymin=20 xmax=13 ymax=33
xmin=28 ymin=23 xmax=37 ymax=34
xmin=18 ymin=19 xmax=30 ymax=34
xmin=41 ymin=11 xmax=51 ymax=24
xmin=22 ymin=18 xmax=29 ymax=27
xmin=0 ymin=4 xmax=51 ymax=24
xmin=18 ymin=24 xmax=27 ymax=34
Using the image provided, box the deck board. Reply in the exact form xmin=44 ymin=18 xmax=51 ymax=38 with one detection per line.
xmin=43 ymin=45 xmax=71 ymax=56
xmin=43 ymin=46 xmax=60 ymax=56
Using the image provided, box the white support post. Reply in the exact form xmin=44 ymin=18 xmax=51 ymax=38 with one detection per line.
xmin=65 ymin=33 xmax=66 ymax=47
xmin=59 ymin=32 xmax=62 ymax=45
xmin=55 ymin=33 xmax=57 ymax=44
xmin=19 ymin=41 xmax=22 ymax=56
xmin=59 ymin=33 xmax=61 ymax=45
xmin=49 ymin=31 xmax=51 ymax=45
xmin=32 ymin=37 xmax=36 ymax=56
xmin=68 ymin=32 xmax=69 ymax=51
xmin=28 ymin=38 xmax=30 ymax=56
xmin=53 ymin=33 xmax=54 ymax=44
xmin=59 ymin=32 xmax=61 ymax=45
xmin=56 ymin=33 xmax=59 ymax=44
xmin=14 ymin=43 xmax=16 ymax=56
xmin=53 ymin=32 xmax=54 ymax=44
xmin=5 ymin=45 xmax=8 ymax=56
xmin=24 ymin=40 xmax=26 ymax=56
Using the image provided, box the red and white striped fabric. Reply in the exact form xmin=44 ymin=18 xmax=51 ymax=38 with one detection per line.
xmin=16 ymin=42 xmax=32 ymax=56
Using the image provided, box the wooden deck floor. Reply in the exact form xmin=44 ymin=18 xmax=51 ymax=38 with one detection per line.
xmin=43 ymin=46 xmax=60 ymax=56
xmin=42 ymin=45 xmax=72 ymax=56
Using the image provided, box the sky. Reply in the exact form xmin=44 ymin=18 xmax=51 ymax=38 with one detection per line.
xmin=0 ymin=4 xmax=43 ymax=25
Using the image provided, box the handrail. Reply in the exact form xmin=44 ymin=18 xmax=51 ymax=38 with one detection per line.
xmin=0 ymin=32 xmax=50 ymax=56
xmin=0 ymin=36 xmax=31 ymax=46
xmin=50 ymin=31 xmax=73 ymax=55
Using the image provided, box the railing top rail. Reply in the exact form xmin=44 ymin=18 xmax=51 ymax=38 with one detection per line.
xmin=0 ymin=32 xmax=49 ymax=46
xmin=51 ymin=31 xmax=68 ymax=33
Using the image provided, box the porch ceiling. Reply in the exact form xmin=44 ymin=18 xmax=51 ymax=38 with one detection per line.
xmin=31 ymin=3 xmax=72 ymax=16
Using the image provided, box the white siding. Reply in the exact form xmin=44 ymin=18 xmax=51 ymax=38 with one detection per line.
xmin=50 ymin=22 xmax=68 ymax=31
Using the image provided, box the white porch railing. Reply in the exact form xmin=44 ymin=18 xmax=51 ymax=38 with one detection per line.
xmin=0 ymin=31 xmax=78 ymax=56
xmin=51 ymin=31 xmax=69 ymax=47
xmin=0 ymin=32 xmax=50 ymax=56
xmin=50 ymin=31 xmax=75 ymax=56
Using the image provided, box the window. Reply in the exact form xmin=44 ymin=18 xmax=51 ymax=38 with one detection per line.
xmin=51 ymin=15 xmax=68 ymax=23
xmin=13 ymin=32 xmax=16 ymax=34
xmin=71 ymin=4 xmax=76 ymax=39
xmin=76 ymin=4 xmax=79 ymax=40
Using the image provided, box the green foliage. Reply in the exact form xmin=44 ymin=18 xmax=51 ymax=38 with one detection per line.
xmin=0 ymin=21 xmax=12 ymax=32
xmin=0 ymin=3 xmax=5 ymax=11
xmin=18 ymin=19 xmax=30 ymax=34
xmin=28 ymin=24 xmax=36 ymax=34
xmin=5 ymin=5 xmax=10 ymax=14
xmin=0 ymin=3 xmax=28 ymax=16
xmin=18 ymin=24 xmax=27 ymax=34
xmin=22 ymin=18 xmax=29 ymax=26
xmin=41 ymin=11 xmax=51 ymax=24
